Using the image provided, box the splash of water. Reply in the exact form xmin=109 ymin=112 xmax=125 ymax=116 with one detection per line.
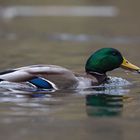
xmin=76 ymin=76 xmax=131 ymax=95
xmin=102 ymin=76 xmax=131 ymax=87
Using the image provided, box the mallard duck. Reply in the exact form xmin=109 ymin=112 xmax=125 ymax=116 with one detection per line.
xmin=0 ymin=48 xmax=139 ymax=90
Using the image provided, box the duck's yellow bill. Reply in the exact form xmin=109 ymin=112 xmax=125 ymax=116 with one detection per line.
xmin=121 ymin=57 xmax=140 ymax=71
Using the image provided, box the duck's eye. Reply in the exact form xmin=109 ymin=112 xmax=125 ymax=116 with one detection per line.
xmin=112 ymin=52 xmax=117 ymax=56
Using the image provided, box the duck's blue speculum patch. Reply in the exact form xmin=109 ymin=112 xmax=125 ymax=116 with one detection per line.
xmin=29 ymin=77 xmax=54 ymax=89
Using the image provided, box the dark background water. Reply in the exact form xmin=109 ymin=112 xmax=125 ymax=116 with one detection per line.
xmin=0 ymin=0 xmax=140 ymax=140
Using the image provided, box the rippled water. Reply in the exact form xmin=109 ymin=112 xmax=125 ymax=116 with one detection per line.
xmin=0 ymin=0 xmax=140 ymax=140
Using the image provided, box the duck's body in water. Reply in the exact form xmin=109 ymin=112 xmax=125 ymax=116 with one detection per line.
xmin=0 ymin=65 xmax=95 ymax=89
xmin=0 ymin=48 xmax=139 ymax=90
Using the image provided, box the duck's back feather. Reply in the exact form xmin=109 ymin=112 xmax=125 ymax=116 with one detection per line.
xmin=0 ymin=69 xmax=16 ymax=75
xmin=0 ymin=65 xmax=79 ymax=89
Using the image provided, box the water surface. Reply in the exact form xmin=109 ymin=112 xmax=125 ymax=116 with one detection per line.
xmin=0 ymin=0 xmax=140 ymax=140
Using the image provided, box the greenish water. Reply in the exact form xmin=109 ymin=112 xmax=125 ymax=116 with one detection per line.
xmin=0 ymin=0 xmax=140 ymax=140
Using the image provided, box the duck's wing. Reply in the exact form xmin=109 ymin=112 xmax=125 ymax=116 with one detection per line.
xmin=0 ymin=65 xmax=78 ymax=89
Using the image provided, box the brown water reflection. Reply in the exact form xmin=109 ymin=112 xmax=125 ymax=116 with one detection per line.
xmin=0 ymin=0 xmax=140 ymax=140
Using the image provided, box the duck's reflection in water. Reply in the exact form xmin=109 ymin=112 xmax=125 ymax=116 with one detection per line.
xmin=84 ymin=77 xmax=132 ymax=117
xmin=86 ymin=93 xmax=126 ymax=117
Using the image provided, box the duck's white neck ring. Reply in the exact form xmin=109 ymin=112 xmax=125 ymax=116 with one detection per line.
xmin=87 ymin=71 xmax=105 ymax=76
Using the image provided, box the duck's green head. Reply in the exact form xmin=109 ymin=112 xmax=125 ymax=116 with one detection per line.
xmin=85 ymin=48 xmax=140 ymax=74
